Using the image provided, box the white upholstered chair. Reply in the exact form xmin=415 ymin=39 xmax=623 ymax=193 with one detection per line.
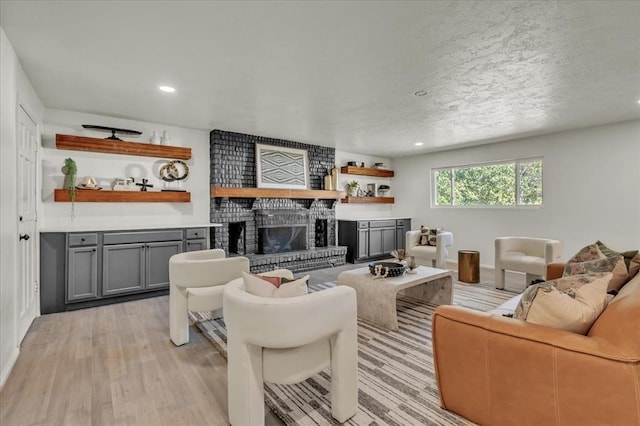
xmin=495 ymin=237 xmax=562 ymax=289
xmin=169 ymin=249 xmax=249 ymax=346
xmin=223 ymin=269 xmax=358 ymax=425
xmin=406 ymin=230 xmax=454 ymax=269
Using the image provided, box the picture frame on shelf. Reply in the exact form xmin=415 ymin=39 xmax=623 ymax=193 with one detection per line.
xmin=255 ymin=144 xmax=309 ymax=189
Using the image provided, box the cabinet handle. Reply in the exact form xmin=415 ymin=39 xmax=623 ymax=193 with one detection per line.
xmin=92 ymin=248 xmax=96 ymax=252
xmin=19 ymin=234 xmax=30 ymax=241
xmin=81 ymin=238 xmax=85 ymax=242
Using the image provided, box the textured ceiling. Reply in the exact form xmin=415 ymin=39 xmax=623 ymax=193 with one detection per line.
xmin=1 ymin=1 xmax=639 ymax=157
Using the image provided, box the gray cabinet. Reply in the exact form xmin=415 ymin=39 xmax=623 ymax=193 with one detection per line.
xmin=146 ymin=241 xmax=183 ymax=289
xmin=339 ymin=219 xmax=411 ymax=263
xmin=41 ymin=226 xmax=208 ymax=313
xmin=103 ymin=235 xmax=184 ymax=296
xmin=186 ymin=239 xmax=206 ymax=252
xmin=103 ymin=243 xmax=146 ymax=296
xmin=357 ymin=229 xmax=369 ymax=259
xmin=67 ymin=246 xmax=98 ymax=301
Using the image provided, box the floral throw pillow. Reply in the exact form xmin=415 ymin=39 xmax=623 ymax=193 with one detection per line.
xmin=567 ymin=243 xmax=607 ymax=263
xmin=514 ymin=273 xmax=611 ymax=334
xmin=563 ymin=256 xmax=630 ymax=292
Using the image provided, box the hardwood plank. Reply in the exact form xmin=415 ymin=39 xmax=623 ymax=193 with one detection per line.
xmin=54 ymin=189 xmax=191 ymax=203
xmin=340 ymin=166 xmax=394 ymax=178
xmin=210 ymin=186 xmax=344 ymax=199
xmin=56 ymin=134 xmax=192 ymax=160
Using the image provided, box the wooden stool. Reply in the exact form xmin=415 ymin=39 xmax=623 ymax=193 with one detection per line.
xmin=458 ymin=250 xmax=480 ymax=283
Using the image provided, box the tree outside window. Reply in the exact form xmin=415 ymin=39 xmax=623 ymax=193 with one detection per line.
xmin=433 ymin=159 xmax=543 ymax=207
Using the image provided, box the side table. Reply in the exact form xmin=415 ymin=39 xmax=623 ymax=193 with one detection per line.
xmin=458 ymin=250 xmax=480 ymax=283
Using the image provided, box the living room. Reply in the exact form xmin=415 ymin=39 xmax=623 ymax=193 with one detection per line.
xmin=1 ymin=1 xmax=639 ymax=425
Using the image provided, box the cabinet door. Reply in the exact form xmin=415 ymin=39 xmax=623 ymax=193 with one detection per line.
xmin=382 ymin=227 xmax=396 ymax=254
xmin=67 ymin=246 xmax=98 ymax=302
xmin=146 ymin=241 xmax=183 ymax=289
xmin=396 ymin=226 xmax=405 ymax=250
xmin=357 ymin=229 xmax=369 ymax=259
xmin=186 ymin=239 xmax=207 ymax=252
xmin=102 ymin=243 xmax=145 ymax=296
xmin=369 ymin=228 xmax=384 ymax=257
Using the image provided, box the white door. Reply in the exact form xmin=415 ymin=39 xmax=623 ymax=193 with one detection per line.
xmin=17 ymin=105 xmax=38 ymax=342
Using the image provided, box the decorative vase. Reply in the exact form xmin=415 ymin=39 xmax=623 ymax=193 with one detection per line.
xmin=330 ymin=166 xmax=338 ymax=191
xmin=160 ymin=130 xmax=170 ymax=145
xmin=347 ymin=186 xmax=358 ymax=197
xmin=324 ymin=174 xmax=332 ymax=191
xmin=150 ymin=131 xmax=160 ymax=145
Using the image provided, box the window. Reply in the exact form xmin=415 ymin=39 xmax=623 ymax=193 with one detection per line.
xmin=433 ymin=159 xmax=543 ymax=207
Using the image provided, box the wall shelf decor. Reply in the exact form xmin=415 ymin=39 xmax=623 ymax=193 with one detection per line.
xmin=56 ymin=134 xmax=192 ymax=160
xmin=210 ymin=186 xmax=343 ymax=200
xmin=54 ymin=189 xmax=190 ymax=203
xmin=340 ymin=196 xmax=395 ymax=204
xmin=340 ymin=166 xmax=394 ymax=178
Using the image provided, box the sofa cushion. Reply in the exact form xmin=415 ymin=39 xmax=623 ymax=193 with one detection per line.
xmin=500 ymin=253 xmax=546 ymax=275
xmin=408 ymin=244 xmax=437 ymax=258
xmin=563 ymin=256 xmax=629 ymax=292
xmin=514 ymin=273 xmax=610 ymax=334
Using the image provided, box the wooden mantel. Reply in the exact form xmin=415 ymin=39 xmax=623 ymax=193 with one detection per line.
xmin=210 ymin=186 xmax=344 ymax=200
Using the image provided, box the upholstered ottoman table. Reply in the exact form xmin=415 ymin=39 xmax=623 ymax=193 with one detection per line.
xmin=337 ymin=266 xmax=453 ymax=331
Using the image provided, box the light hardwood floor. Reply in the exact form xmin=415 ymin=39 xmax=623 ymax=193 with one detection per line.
xmin=0 ymin=262 xmax=522 ymax=425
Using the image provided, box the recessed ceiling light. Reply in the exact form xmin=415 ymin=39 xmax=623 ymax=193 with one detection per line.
xmin=414 ymin=90 xmax=428 ymax=97
xmin=414 ymin=142 xmax=424 ymax=146
xmin=159 ymin=85 xmax=176 ymax=93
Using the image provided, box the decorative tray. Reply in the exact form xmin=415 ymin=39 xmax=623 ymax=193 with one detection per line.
xmin=369 ymin=261 xmax=406 ymax=278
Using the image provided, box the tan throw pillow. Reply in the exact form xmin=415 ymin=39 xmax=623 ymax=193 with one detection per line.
xmin=272 ymin=276 xmax=309 ymax=298
xmin=514 ymin=273 xmax=610 ymax=334
xmin=563 ymin=256 xmax=628 ymax=292
xmin=567 ymin=243 xmax=607 ymax=263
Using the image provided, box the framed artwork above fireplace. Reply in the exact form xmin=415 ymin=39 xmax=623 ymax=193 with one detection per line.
xmin=256 ymin=144 xmax=309 ymax=189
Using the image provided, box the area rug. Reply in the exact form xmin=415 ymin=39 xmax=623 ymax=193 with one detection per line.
xmin=190 ymin=281 xmax=513 ymax=425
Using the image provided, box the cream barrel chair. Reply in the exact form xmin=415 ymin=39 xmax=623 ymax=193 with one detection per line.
xmin=169 ymin=249 xmax=249 ymax=346
xmin=406 ymin=230 xmax=454 ymax=269
xmin=495 ymin=237 xmax=562 ymax=289
xmin=223 ymin=269 xmax=358 ymax=425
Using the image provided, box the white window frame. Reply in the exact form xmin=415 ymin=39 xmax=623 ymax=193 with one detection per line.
xmin=431 ymin=157 xmax=544 ymax=209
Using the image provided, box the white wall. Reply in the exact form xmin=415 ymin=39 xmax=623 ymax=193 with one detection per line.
xmin=392 ymin=120 xmax=640 ymax=268
xmin=335 ymin=150 xmax=395 ymax=219
xmin=0 ymin=28 xmax=45 ymax=387
xmin=41 ymin=109 xmax=210 ymax=229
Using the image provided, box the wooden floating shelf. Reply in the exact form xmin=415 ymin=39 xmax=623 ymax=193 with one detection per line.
xmin=210 ymin=186 xmax=344 ymax=199
xmin=56 ymin=134 xmax=192 ymax=160
xmin=340 ymin=166 xmax=394 ymax=178
xmin=341 ymin=196 xmax=395 ymax=204
xmin=54 ymin=189 xmax=191 ymax=203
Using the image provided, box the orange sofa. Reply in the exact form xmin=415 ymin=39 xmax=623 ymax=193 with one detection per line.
xmin=432 ymin=264 xmax=640 ymax=425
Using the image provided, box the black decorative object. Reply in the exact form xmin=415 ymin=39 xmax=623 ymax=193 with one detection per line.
xmin=135 ymin=178 xmax=153 ymax=192
xmin=82 ymin=124 xmax=142 ymax=141
xmin=369 ymin=261 xmax=406 ymax=277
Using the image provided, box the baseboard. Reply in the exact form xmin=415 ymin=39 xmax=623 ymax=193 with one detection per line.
xmin=0 ymin=346 xmax=20 ymax=390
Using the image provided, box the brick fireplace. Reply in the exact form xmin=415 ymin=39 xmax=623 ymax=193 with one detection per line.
xmin=210 ymin=130 xmax=346 ymax=273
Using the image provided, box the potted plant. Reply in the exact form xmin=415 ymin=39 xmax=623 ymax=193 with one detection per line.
xmin=346 ymin=180 xmax=359 ymax=197
xmin=62 ymin=157 xmax=77 ymax=213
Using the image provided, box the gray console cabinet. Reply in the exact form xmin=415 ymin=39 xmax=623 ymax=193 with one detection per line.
xmin=339 ymin=219 xmax=411 ymax=263
xmin=41 ymin=227 xmax=209 ymax=314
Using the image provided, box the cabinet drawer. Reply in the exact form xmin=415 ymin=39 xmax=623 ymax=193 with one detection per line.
xmin=357 ymin=221 xmax=369 ymax=229
xmin=68 ymin=233 xmax=97 ymax=247
xmin=369 ymin=220 xmax=396 ymax=228
xmin=396 ymin=219 xmax=406 ymax=226
xmin=186 ymin=228 xmax=206 ymax=240
xmin=103 ymin=230 xmax=183 ymax=245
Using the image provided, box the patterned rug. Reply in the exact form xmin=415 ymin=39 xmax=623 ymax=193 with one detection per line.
xmin=190 ymin=281 xmax=514 ymax=425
